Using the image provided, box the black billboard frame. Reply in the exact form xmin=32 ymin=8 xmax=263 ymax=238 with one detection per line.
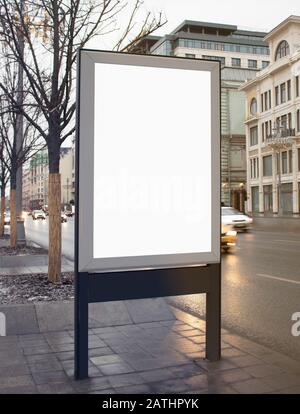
xmin=74 ymin=49 xmax=221 ymax=380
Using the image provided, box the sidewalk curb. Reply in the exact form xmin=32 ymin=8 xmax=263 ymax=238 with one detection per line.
xmin=0 ymin=298 xmax=176 ymax=335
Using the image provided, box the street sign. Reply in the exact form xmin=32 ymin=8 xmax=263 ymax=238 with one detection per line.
xmin=75 ymin=50 xmax=221 ymax=379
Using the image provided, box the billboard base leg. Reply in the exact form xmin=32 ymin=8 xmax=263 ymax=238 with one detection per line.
xmin=75 ymin=272 xmax=89 ymax=380
xmin=205 ymin=263 xmax=221 ymax=361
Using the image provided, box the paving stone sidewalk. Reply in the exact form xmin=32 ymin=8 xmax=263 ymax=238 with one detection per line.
xmin=0 ymin=237 xmax=73 ymax=275
xmin=1 ymin=308 xmax=300 ymax=394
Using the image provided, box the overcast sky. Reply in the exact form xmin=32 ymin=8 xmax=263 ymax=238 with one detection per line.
xmin=141 ymin=0 xmax=300 ymax=34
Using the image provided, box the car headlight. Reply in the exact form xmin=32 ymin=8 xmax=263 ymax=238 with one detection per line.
xmin=226 ymin=231 xmax=237 ymax=236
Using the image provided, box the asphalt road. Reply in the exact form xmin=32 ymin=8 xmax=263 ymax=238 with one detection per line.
xmin=24 ymin=216 xmax=300 ymax=360
xmin=170 ymin=218 xmax=300 ymax=361
xmin=24 ymin=216 xmax=75 ymax=261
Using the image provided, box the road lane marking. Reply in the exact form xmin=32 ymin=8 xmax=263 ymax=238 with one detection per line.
xmin=274 ymin=239 xmax=300 ymax=244
xmin=257 ymin=273 xmax=300 ymax=285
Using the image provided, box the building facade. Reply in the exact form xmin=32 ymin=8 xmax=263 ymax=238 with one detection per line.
xmin=133 ymin=21 xmax=270 ymax=207
xmin=25 ymin=147 xmax=73 ymax=210
xmin=60 ymin=147 xmax=73 ymax=205
xmin=241 ymin=16 xmax=300 ymax=215
xmin=22 ymin=168 xmax=31 ymax=210
xmin=29 ymin=150 xmax=49 ymax=210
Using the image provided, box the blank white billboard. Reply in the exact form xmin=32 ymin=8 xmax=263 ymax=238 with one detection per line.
xmin=77 ymin=51 xmax=220 ymax=273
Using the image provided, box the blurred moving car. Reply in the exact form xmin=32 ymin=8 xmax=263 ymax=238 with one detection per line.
xmin=61 ymin=212 xmax=67 ymax=223
xmin=4 ymin=211 xmax=10 ymax=225
xmin=221 ymin=224 xmax=237 ymax=252
xmin=222 ymin=207 xmax=253 ymax=231
xmin=32 ymin=210 xmax=46 ymax=220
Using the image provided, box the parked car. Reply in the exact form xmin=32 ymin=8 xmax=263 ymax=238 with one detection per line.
xmin=4 ymin=211 xmax=10 ymax=225
xmin=221 ymin=224 xmax=237 ymax=252
xmin=32 ymin=210 xmax=46 ymax=220
xmin=222 ymin=207 xmax=253 ymax=231
xmin=61 ymin=212 xmax=67 ymax=223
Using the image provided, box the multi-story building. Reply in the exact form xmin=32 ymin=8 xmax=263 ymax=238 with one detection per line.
xmin=60 ymin=147 xmax=73 ymax=205
xmin=131 ymin=21 xmax=270 ymax=207
xmin=22 ymin=168 xmax=31 ymax=210
xmin=29 ymin=150 xmax=49 ymax=210
xmin=241 ymin=16 xmax=300 ymax=215
xmin=28 ymin=147 xmax=73 ymax=209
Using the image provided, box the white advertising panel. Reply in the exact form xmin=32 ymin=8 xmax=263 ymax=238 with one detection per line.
xmin=77 ymin=51 xmax=220 ymax=273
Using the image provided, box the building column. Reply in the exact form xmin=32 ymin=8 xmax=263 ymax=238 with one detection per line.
xmin=272 ymin=153 xmax=278 ymax=214
xmin=293 ymin=143 xmax=299 ymax=214
xmin=259 ymin=185 xmax=264 ymax=213
xmin=258 ymin=151 xmax=264 ymax=213
xmin=245 ymin=120 xmax=252 ymax=213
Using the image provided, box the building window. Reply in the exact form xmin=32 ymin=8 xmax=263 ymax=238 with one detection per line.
xmin=176 ymin=38 xmax=270 ymax=55
xmin=261 ymin=90 xmax=271 ymax=111
xmin=262 ymin=61 xmax=270 ymax=69
xmin=282 ymin=151 xmax=288 ymax=174
xmin=263 ymin=155 xmax=272 ymax=176
xmin=287 ymin=80 xmax=291 ymax=101
xmin=275 ymin=40 xmax=290 ymax=60
xmin=232 ymin=58 xmax=241 ymax=67
xmin=250 ymin=126 xmax=258 ymax=146
xmin=298 ymin=148 xmax=300 ymax=171
xmin=264 ymin=92 xmax=268 ymax=111
xmin=275 ymin=86 xmax=279 ymax=106
xmin=297 ymin=109 xmax=300 ymax=132
xmin=263 ymin=185 xmax=273 ymax=212
xmin=248 ymin=59 xmax=257 ymax=69
xmin=261 ymin=123 xmax=265 ymax=142
xmin=281 ymin=114 xmax=288 ymax=128
xmin=251 ymin=187 xmax=259 ymax=212
xmin=281 ymin=151 xmax=288 ymax=174
xmin=250 ymin=98 xmax=257 ymax=115
xmin=250 ymin=157 xmax=259 ymax=179
xmin=288 ymin=112 xmax=292 ymax=129
xmin=289 ymin=149 xmax=293 ymax=173
xmin=296 ymin=76 xmax=299 ymax=97
xmin=264 ymin=120 xmax=272 ymax=140
xmin=202 ymin=55 xmax=225 ymax=65
xmin=280 ymin=82 xmax=286 ymax=104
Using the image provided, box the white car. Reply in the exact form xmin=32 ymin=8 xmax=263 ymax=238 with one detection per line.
xmin=32 ymin=210 xmax=46 ymax=220
xmin=222 ymin=207 xmax=253 ymax=231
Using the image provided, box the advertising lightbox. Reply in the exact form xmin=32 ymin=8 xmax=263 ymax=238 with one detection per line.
xmin=77 ymin=50 xmax=220 ymax=273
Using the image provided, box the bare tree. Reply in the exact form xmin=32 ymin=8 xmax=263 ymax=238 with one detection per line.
xmin=0 ymin=140 xmax=9 ymax=238
xmin=0 ymin=50 xmax=43 ymax=247
xmin=0 ymin=0 xmax=165 ymax=282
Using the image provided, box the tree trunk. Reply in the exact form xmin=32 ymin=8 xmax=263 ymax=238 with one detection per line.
xmin=10 ymin=188 xmax=17 ymax=248
xmin=47 ymin=111 xmax=62 ymax=283
xmin=48 ymin=172 xmax=61 ymax=283
xmin=0 ymin=188 xmax=5 ymax=238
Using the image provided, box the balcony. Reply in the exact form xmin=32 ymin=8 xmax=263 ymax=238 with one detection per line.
xmin=266 ymin=127 xmax=295 ymax=151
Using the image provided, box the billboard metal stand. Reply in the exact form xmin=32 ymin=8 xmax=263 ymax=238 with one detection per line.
xmin=74 ymin=264 xmax=221 ymax=380
xmin=75 ymin=49 xmax=222 ymax=380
